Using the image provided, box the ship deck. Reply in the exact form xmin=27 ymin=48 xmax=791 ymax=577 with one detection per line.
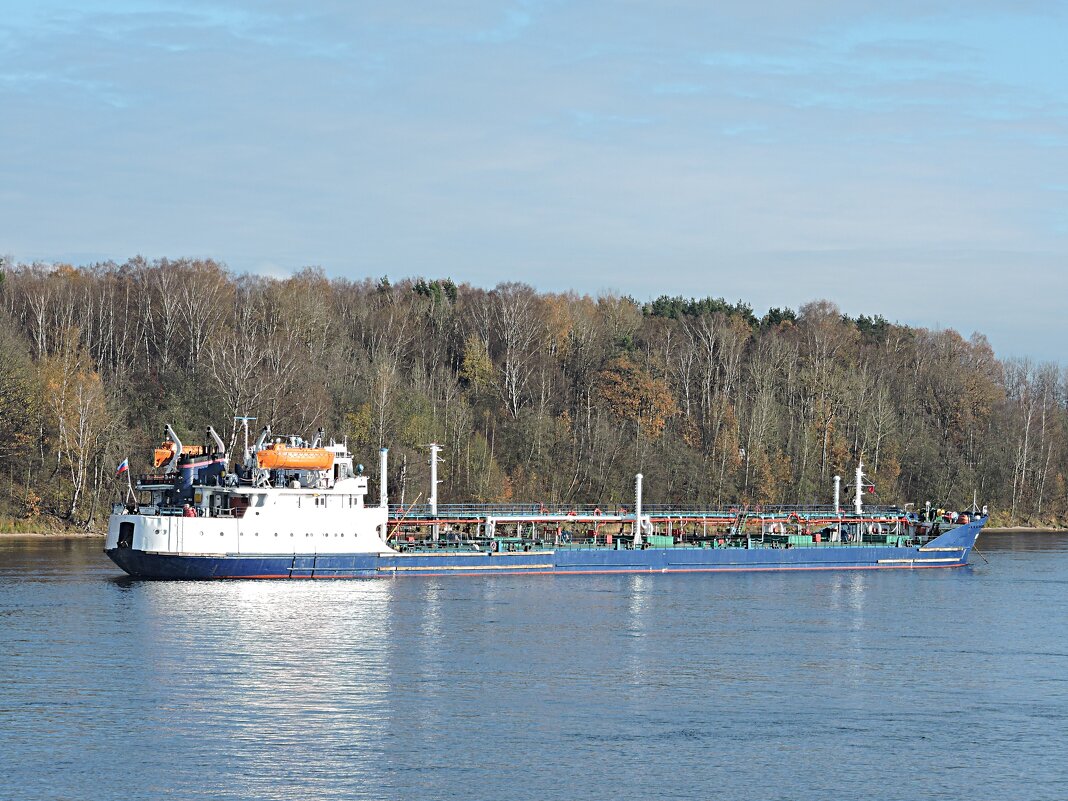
xmin=384 ymin=503 xmax=944 ymax=554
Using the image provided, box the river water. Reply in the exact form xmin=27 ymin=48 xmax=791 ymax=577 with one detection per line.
xmin=1 ymin=533 xmax=1066 ymax=801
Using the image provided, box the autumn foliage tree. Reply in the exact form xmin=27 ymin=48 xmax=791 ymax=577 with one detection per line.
xmin=595 ymin=356 xmax=679 ymax=444
xmin=38 ymin=332 xmax=115 ymax=524
xmin=0 ymin=257 xmax=1064 ymax=528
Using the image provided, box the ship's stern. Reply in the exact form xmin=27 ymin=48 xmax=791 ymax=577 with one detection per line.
xmin=105 ymin=512 xmax=138 ymax=576
xmin=104 ymin=512 xmax=167 ymax=577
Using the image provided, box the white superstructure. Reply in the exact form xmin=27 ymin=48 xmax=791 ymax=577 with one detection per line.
xmin=104 ymin=427 xmax=395 ymax=558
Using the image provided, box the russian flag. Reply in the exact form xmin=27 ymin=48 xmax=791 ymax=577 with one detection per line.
xmin=115 ymin=458 xmax=129 ymax=476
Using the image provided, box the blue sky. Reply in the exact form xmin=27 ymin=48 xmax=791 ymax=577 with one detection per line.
xmin=1 ymin=1 xmax=1066 ymax=361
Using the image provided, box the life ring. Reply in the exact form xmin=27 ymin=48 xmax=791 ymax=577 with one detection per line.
xmin=593 ymin=507 xmax=603 ymax=516
xmin=769 ymin=522 xmax=780 ymax=534
xmin=489 ymin=539 xmax=499 ymax=553
xmin=567 ymin=510 xmax=577 ymax=517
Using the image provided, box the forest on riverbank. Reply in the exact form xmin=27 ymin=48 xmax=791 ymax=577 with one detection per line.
xmin=0 ymin=258 xmax=1063 ymax=531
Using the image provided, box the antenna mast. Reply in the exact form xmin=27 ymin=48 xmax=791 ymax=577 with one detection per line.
xmin=234 ymin=416 xmax=257 ymax=460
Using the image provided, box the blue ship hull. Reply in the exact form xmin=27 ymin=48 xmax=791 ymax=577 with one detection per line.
xmin=105 ymin=519 xmax=983 ymax=579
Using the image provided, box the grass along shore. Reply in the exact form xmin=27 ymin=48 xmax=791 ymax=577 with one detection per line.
xmin=0 ymin=515 xmax=103 ymax=537
xmin=0 ymin=528 xmax=104 ymax=538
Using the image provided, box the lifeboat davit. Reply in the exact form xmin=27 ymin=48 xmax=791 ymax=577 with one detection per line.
xmin=256 ymin=444 xmax=334 ymax=471
xmin=153 ymin=441 xmax=207 ymax=468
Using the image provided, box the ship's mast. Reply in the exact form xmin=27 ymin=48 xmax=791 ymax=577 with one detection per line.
xmin=379 ymin=447 xmax=389 ymax=509
xmin=429 ymin=443 xmax=442 ymax=517
xmin=854 ymin=461 xmax=865 ymax=515
xmin=633 ymin=472 xmax=644 ymax=547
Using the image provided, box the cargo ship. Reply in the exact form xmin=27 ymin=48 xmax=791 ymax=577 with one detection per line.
xmin=105 ymin=425 xmax=985 ymax=579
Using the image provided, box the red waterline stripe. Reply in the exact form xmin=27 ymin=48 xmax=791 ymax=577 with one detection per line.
xmin=210 ymin=561 xmax=965 ymax=579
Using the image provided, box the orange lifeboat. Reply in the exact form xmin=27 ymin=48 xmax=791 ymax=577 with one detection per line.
xmin=153 ymin=441 xmax=207 ymax=468
xmin=256 ymin=444 xmax=334 ymax=471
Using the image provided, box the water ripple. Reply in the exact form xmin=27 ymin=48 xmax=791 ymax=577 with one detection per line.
xmin=1 ymin=534 xmax=1067 ymax=800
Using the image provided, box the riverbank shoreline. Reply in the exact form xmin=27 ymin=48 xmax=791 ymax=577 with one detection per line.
xmin=0 ymin=531 xmax=105 ymax=539
xmin=985 ymin=527 xmax=1068 ymax=534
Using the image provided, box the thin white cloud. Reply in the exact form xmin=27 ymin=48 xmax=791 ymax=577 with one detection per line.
xmin=1 ymin=0 xmax=1066 ymax=361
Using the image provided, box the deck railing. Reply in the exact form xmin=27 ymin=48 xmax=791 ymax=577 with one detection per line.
xmin=388 ymin=502 xmax=908 ymax=520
